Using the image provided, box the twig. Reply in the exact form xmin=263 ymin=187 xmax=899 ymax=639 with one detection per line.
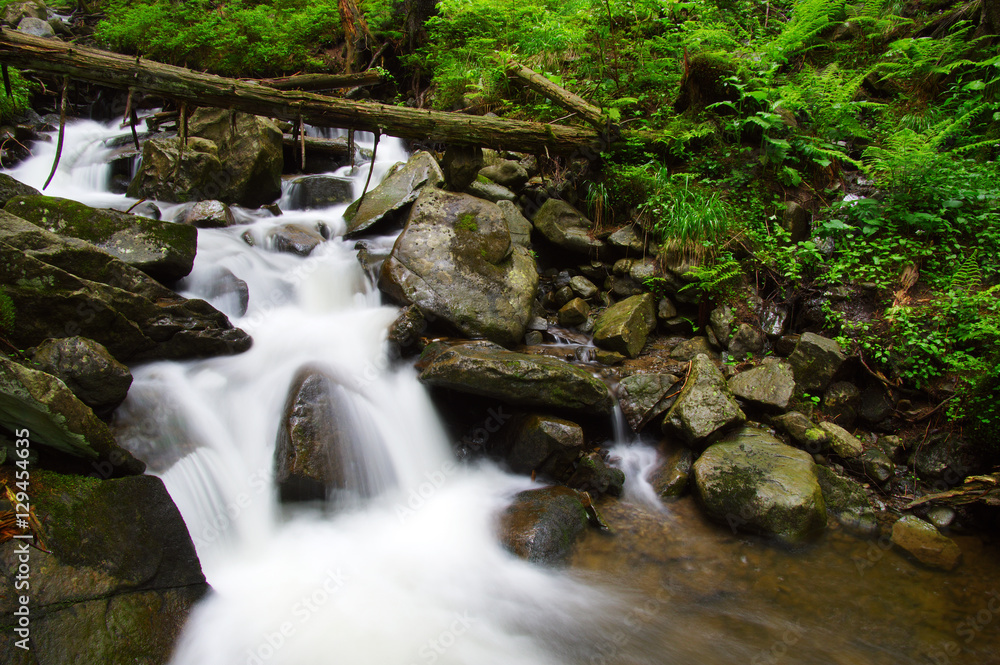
xmin=356 ymin=129 xmax=380 ymax=207
xmin=43 ymin=75 xmax=69 ymax=191
xmin=125 ymin=197 xmax=148 ymax=214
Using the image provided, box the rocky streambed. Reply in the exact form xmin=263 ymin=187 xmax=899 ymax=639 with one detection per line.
xmin=0 ymin=106 xmax=997 ymax=665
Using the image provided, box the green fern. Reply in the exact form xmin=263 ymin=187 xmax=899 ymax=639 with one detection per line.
xmin=679 ymin=252 xmax=743 ymax=299
xmin=950 ymin=252 xmax=983 ymax=292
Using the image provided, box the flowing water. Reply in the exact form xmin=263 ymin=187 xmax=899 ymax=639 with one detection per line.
xmin=8 ymin=118 xmax=1000 ymax=665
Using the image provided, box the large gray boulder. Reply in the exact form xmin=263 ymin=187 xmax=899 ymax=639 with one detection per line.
xmin=267 ymin=223 xmax=325 ymax=256
xmin=30 ymin=336 xmax=132 ymax=415
xmin=787 ymin=332 xmax=846 ymax=394
xmin=479 ymin=159 xmax=529 ymax=191
xmin=727 ymin=360 xmax=796 ymax=411
xmin=344 ymin=151 xmax=444 ymax=238
xmin=0 ymin=469 xmax=208 ymax=665
xmin=379 ymin=188 xmax=538 ymax=347
xmin=498 ymin=486 xmax=591 ymax=563
xmin=286 ymin=174 xmax=354 ymax=210
xmin=0 ymin=354 xmax=144 ymax=475
xmin=3 ymin=1 xmax=47 ymax=26
xmin=663 ymin=354 xmax=745 ymax=448
xmin=274 ymin=367 xmax=393 ymax=503
xmin=891 ymin=515 xmax=962 ymax=571
xmin=16 ymin=15 xmax=53 ymax=37
xmin=532 ymin=199 xmax=605 ymax=255
xmin=693 ymin=427 xmax=827 ymax=542
xmin=418 ymin=343 xmax=614 ymax=414
xmin=593 ymin=293 xmax=656 ymax=358
xmin=5 ymin=195 xmax=197 ymax=283
xmin=128 ymin=110 xmax=283 ymax=207
xmin=618 ymin=372 xmax=681 ymax=432
xmin=0 ymin=211 xmax=251 ymax=363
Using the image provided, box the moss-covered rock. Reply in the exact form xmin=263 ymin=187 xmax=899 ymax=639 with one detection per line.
xmin=649 ymin=446 xmax=694 ymax=499
xmin=818 ymin=421 xmax=864 ymax=459
xmin=891 ymin=514 xmax=962 ymax=571
xmin=787 ymin=332 xmax=846 ymax=394
xmin=344 ymin=151 xmax=444 ymax=238
xmin=814 ymin=465 xmax=877 ymax=536
xmin=593 ymin=293 xmax=656 ymax=358
xmin=418 ymin=343 xmax=614 ymax=414
xmin=30 ymin=336 xmax=132 ymax=416
xmin=0 ymin=354 xmax=143 ymax=474
xmin=728 ymin=360 xmax=796 ymax=411
xmin=0 ymin=468 xmax=208 ymax=664
xmin=0 ymin=173 xmax=39 ymax=206
xmin=618 ymin=372 xmax=681 ymax=432
xmin=379 ymin=188 xmax=538 ymax=347
xmin=566 ymin=451 xmax=625 ymax=497
xmin=693 ymin=426 xmax=827 ymax=542
xmin=5 ymin=195 xmax=197 ymax=283
xmin=531 ymin=198 xmax=605 ymax=255
xmin=771 ymin=410 xmax=828 ymax=453
xmin=126 ymin=136 xmax=225 ymax=204
xmin=500 ymin=413 xmax=585 ymax=481
xmin=498 ymin=485 xmax=591 ymax=564
xmin=663 ymin=354 xmax=745 ymax=448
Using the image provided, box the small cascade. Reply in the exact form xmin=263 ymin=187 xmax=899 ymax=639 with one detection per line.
xmin=605 ymin=403 xmax=669 ymax=514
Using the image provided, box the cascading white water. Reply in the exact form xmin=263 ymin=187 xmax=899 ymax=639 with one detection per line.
xmin=13 ymin=118 xmax=653 ymax=665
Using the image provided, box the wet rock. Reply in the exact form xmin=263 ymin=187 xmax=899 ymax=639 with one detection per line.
xmin=16 ymin=15 xmax=53 ymax=37
xmin=503 ymin=414 xmax=585 ymax=480
xmin=628 ymin=257 xmax=659 ymax=284
xmin=814 ymin=465 xmax=877 ymax=535
xmin=618 ymin=372 xmax=681 ymax=432
xmin=926 ymin=506 xmax=956 ymax=530
xmin=4 ymin=1 xmax=47 ymax=26
xmin=532 ymin=199 xmax=604 ymax=255
xmin=728 ymin=323 xmax=765 ymax=359
xmin=781 ymin=201 xmax=811 ymax=242
xmin=379 ymin=188 xmax=538 ymax=347
xmin=670 ymin=336 xmax=716 ymax=361
xmin=267 ymin=223 xmax=325 ymax=256
xmin=909 ymin=433 xmax=985 ymax=482
xmin=787 ymin=332 xmax=845 ymax=394
xmin=30 ymin=336 xmax=132 ymax=416
xmin=274 ymin=367 xmax=393 ymax=503
xmin=657 ymin=297 xmax=677 ymax=320
xmin=497 ymin=200 xmax=532 ymax=247
xmin=129 ymin=201 xmax=162 ymax=220
xmin=663 ymin=354 xmax=745 ymax=448
xmin=0 ymin=468 xmax=208 ymax=665
xmin=650 ymin=446 xmax=693 ymax=499
xmin=0 ymin=211 xmax=251 ymax=362
xmin=441 ymin=144 xmax=483 ymax=191
xmin=6 ymin=195 xmax=197 ymax=283
xmin=558 ymin=297 xmax=590 ymax=326
xmin=524 ymin=330 xmax=543 ymax=346
xmin=593 ymin=293 xmax=656 ymax=358
xmin=344 ymin=152 xmax=445 ymax=238
xmin=878 ymin=434 xmax=905 ymax=463
xmin=848 ymin=447 xmax=894 ymax=484
xmin=0 ymin=354 xmax=144 ymax=475
xmin=498 ymin=486 xmax=591 ymax=564
xmin=608 ymin=224 xmax=646 ymax=255
xmin=818 ymin=421 xmax=864 ymax=459
xmin=179 ymin=199 xmax=237 ymax=228
xmin=0 ymin=173 xmax=39 ymax=205
xmin=479 ymin=159 xmax=529 ymax=191
xmin=286 ymin=174 xmax=354 ymax=209
xmin=467 ymin=177 xmax=516 ymax=203
xmin=759 ymin=301 xmax=789 ymax=337
xmin=609 ymin=274 xmax=644 ymax=298
xmin=728 ymin=361 xmax=795 ymax=411
xmin=708 ymin=305 xmax=735 ymax=348
xmin=771 ymin=411 xmax=828 ymax=453
xmin=418 ymin=343 xmax=614 ymax=414
xmin=387 ymin=305 xmax=427 ymax=354
xmin=201 ymin=267 xmax=250 ymax=317
xmin=567 ymin=452 xmax=625 ymax=497
xmin=693 ymin=426 xmax=827 ymax=542
xmin=594 ymin=350 xmax=626 ymax=365
xmin=569 ymin=275 xmax=599 ymax=300
xmin=857 ymin=384 xmax=895 ymax=427
xmin=823 ymin=381 xmax=860 ymax=428
xmin=891 ymin=515 xmax=962 ymax=571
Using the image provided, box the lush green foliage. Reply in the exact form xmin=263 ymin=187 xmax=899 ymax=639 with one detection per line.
xmin=95 ymin=0 xmax=342 ymax=76
xmin=0 ymin=67 xmax=32 ymax=125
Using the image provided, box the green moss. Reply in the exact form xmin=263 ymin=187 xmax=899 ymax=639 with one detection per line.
xmin=455 ymin=213 xmax=478 ymax=233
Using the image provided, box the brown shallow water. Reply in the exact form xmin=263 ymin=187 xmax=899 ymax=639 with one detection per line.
xmin=567 ymin=496 xmax=1000 ymax=665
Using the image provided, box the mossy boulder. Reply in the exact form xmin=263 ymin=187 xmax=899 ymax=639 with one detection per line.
xmin=479 ymin=159 xmax=529 ymax=191
xmin=814 ymin=465 xmax=877 ymax=536
xmin=0 ymin=354 xmax=144 ymax=475
xmin=30 ymin=336 xmax=132 ymax=416
xmin=531 ymin=198 xmax=605 ymax=255
xmin=818 ymin=421 xmax=864 ymax=459
xmin=0 ymin=173 xmax=39 ymax=206
xmin=344 ymin=151 xmax=445 ymax=238
xmin=285 ymin=174 xmax=354 ymax=210
xmin=771 ymin=410 xmax=828 ymax=453
xmin=566 ymin=452 xmax=625 ymax=497
xmin=787 ymin=332 xmax=846 ymax=394
xmin=379 ymin=188 xmax=538 ymax=347
xmin=692 ymin=426 xmax=827 ymax=542
xmin=501 ymin=413 xmax=585 ymax=481
xmin=593 ymin=293 xmax=656 ymax=358
xmin=496 ymin=200 xmax=532 ymax=248
xmin=891 ymin=514 xmax=962 ymax=571
xmin=618 ymin=372 xmax=681 ymax=432
xmin=728 ymin=361 xmax=796 ymax=411
xmin=418 ymin=343 xmax=614 ymax=414
xmin=498 ymin=485 xmax=591 ymax=564
xmin=663 ymin=354 xmax=745 ymax=448
xmin=0 ymin=468 xmax=208 ymax=665
xmin=126 ymin=136 xmax=226 ymax=204
xmin=0 ymin=211 xmax=250 ymax=363
xmin=650 ymin=446 xmax=694 ymax=499
xmin=5 ymin=195 xmax=197 ymax=283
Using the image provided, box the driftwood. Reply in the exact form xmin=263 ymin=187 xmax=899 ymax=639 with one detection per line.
xmin=0 ymin=29 xmax=608 ymax=154
xmin=280 ymin=133 xmax=366 ymax=159
xmin=506 ymin=62 xmax=609 ymax=131
xmin=905 ymin=473 xmax=1000 ymax=509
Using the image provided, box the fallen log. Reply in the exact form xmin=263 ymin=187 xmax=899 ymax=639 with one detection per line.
xmin=0 ymin=29 xmax=606 ymax=154
xmin=254 ymin=70 xmax=383 ymax=92
xmin=506 ymin=62 xmax=608 ymax=131
xmin=280 ymin=133 xmax=372 ymax=159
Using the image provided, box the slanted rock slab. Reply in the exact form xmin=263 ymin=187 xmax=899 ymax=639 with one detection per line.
xmin=532 ymin=198 xmax=604 ymax=255
xmin=663 ymin=354 xmax=745 ymax=448
xmin=593 ymin=293 xmax=656 ymax=358
xmin=344 ymin=151 xmax=444 ymax=238
xmin=728 ymin=361 xmax=796 ymax=411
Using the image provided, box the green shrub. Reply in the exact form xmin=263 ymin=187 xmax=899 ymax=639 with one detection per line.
xmin=0 ymin=67 xmax=32 ymax=125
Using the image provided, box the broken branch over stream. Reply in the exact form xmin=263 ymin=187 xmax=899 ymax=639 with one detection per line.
xmin=0 ymin=29 xmax=617 ymax=155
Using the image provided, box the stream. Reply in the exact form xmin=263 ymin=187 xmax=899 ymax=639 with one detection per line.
xmin=6 ymin=117 xmax=1000 ymax=665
